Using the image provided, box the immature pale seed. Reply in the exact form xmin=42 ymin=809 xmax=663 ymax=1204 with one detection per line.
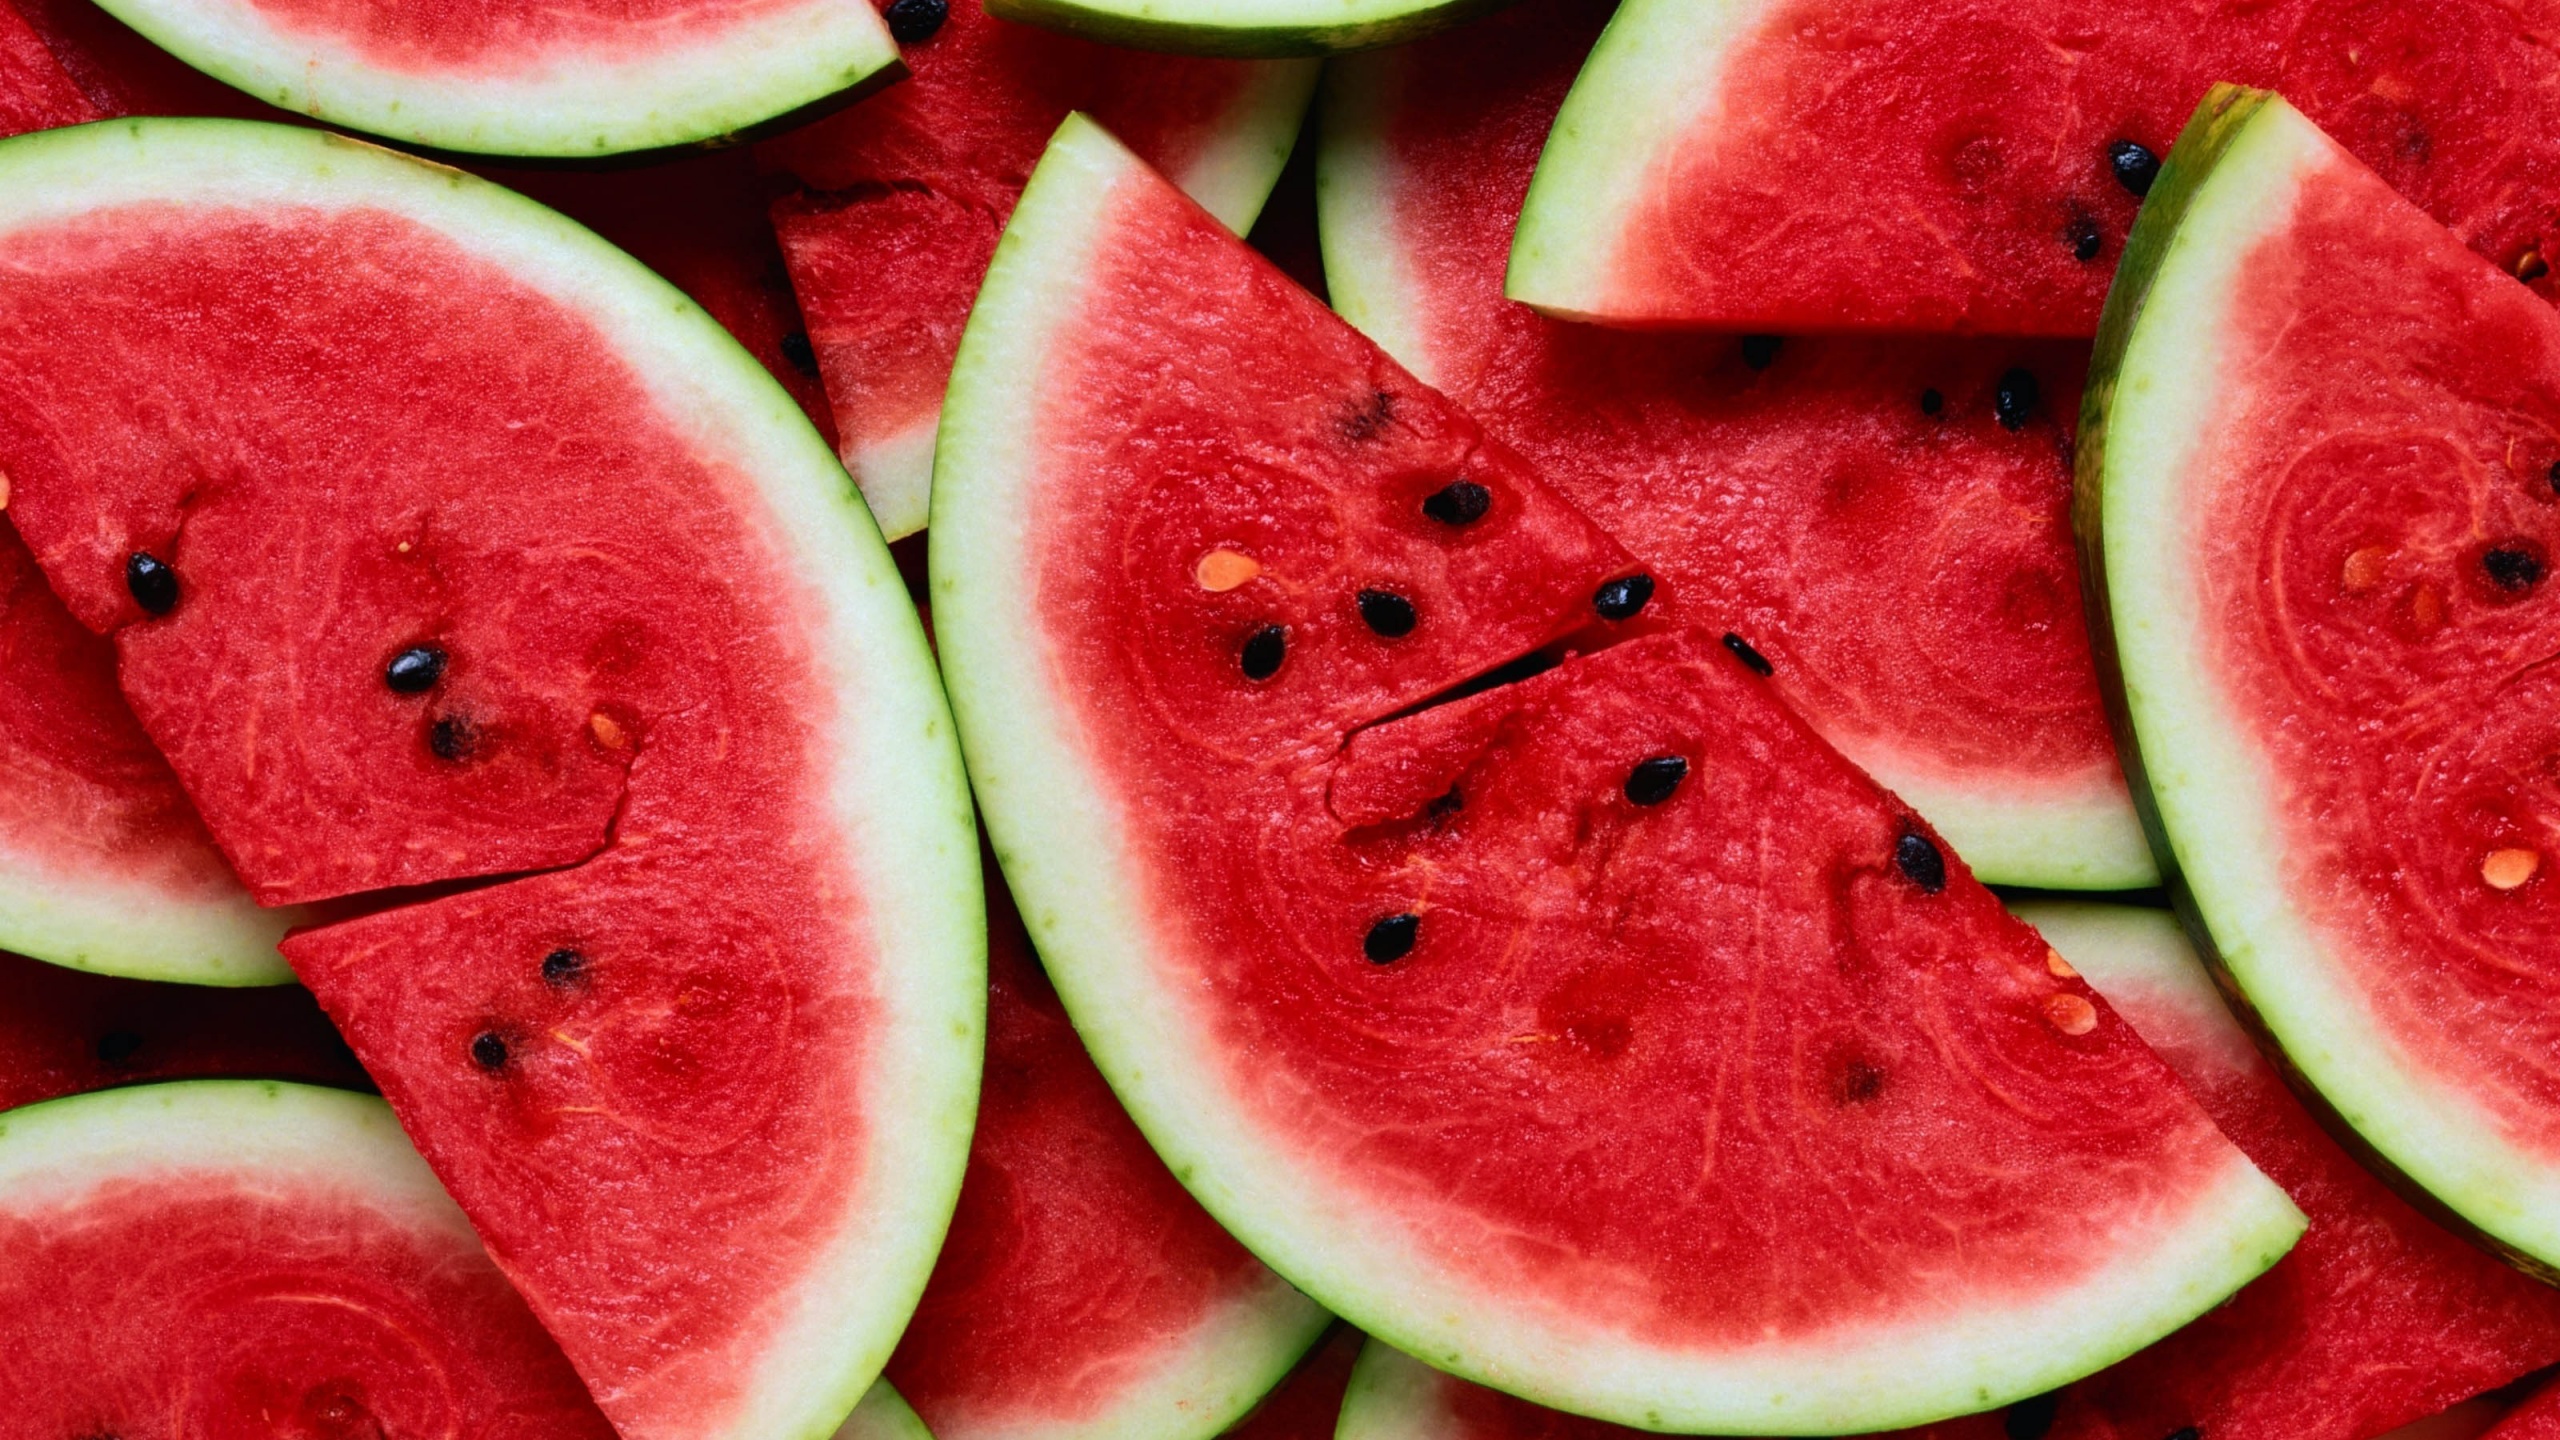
xmin=2484 ymin=848 xmax=2541 ymax=890
xmin=2043 ymin=993 xmax=2099 ymax=1036
xmin=2045 ymin=948 xmax=2078 ymax=980
xmin=1196 ymin=549 xmax=1262 ymax=591
xmin=589 ymin=711 xmax=628 ymax=750
xmin=2340 ymin=545 xmax=2388 ymax=593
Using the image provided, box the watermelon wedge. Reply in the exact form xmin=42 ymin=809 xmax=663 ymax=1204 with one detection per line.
xmin=0 ymin=515 xmax=296 ymax=982
xmin=64 ymin=0 xmax=900 ymax=156
xmin=0 ymin=1080 xmax=616 ymax=1438
xmin=0 ymin=947 xmax=367 ymax=1111
xmin=886 ymin=866 xmax=1329 ymax=1440
xmin=759 ymin=0 xmax=1315 ymax=540
xmin=2077 ymin=87 xmax=2560 ymax=1276
xmin=2014 ymin=903 xmax=2560 ymax=1440
xmin=934 ymin=113 xmax=2302 ymax=1433
xmin=1318 ymin=0 xmax=2147 ymax=889
xmin=980 ymin=0 xmax=1506 ymax=56
xmin=0 ymin=118 xmax=981 ymax=1440
xmin=1506 ymin=0 xmax=2560 ymax=333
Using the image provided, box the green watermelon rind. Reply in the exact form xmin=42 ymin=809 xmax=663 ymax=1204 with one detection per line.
xmin=1006 ymin=1279 xmax=1333 ymax=1440
xmin=982 ymin=0 xmax=1516 ymax=59
xmin=0 ymin=848 xmax=299 ymax=986
xmin=87 ymin=0 xmax=902 ymax=158
xmin=1316 ymin=53 xmax=2156 ymax=892
xmin=936 ymin=111 xmax=2304 ymax=1436
xmin=2075 ymin=86 xmax=2560 ymax=1279
xmin=1502 ymin=0 xmax=1774 ymax=320
xmin=0 ymin=117 xmax=987 ymax=1440
xmin=1333 ymin=1338 xmax=1465 ymax=1440
xmin=833 ymin=1381 xmax=936 ymax=1440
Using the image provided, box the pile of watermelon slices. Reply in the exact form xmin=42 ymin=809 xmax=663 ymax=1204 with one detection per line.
xmin=2 ymin=0 xmax=2559 ymax=1438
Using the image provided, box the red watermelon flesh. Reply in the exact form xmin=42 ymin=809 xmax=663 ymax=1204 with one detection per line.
xmin=1222 ymin=1326 xmax=1367 ymax=1440
xmin=0 ymin=0 xmax=92 ymax=134
xmin=6 ymin=0 xmax=276 ymax=118
xmin=0 ymin=948 xmax=367 ymax=1111
xmin=885 ymin=866 xmax=1327 ymax=1440
xmin=2488 ymin=1380 xmax=2560 ymax=1440
xmin=1509 ymin=0 xmax=2560 ymax=334
xmin=1322 ymin=0 xmax=2143 ymax=889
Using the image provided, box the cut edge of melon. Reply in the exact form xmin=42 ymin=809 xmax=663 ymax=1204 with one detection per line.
xmin=2008 ymin=902 xmax=2256 ymax=1075
xmin=851 ymin=415 xmax=942 ymax=543
xmin=980 ymin=0 xmax=1515 ymax=58
xmin=0 ymin=847 xmax=298 ymax=986
xmin=832 ymin=1381 xmax=935 ymax=1440
xmin=1313 ymin=49 xmax=1442 ymax=385
xmin=0 ymin=116 xmax=987 ymax=1440
xmin=984 ymin=1273 xmax=1333 ymax=1440
xmin=1171 ymin=59 xmax=1325 ymax=235
xmin=1333 ymin=1339 xmax=1458 ymax=1440
xmin=87 ymin=0 xmax=901 ymax=157
xmin=1874 ymin=760 xmax=2158 ymax=891
xmin=936 ymin=110 xmax=2304 ymax=1436
xmin=1504 ymin=0 xmax=1775 ymax=321
xmin=2079 ymin=85 xmax=2560 ymax=1277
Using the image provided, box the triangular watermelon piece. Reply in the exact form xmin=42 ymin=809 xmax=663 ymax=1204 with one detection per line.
xmin=758 ymin=0 xmax=1316 ymax=540
xmin=934 ymin=113 xmax=2302 ymax=1434
xmin=0 ymin=948 xmax=367 ymax=1110
xmin=1319 ymin=0 xmax=2145 ymax=890
xmin=2079 ymin=87 xmax=2560 ymax=1277
xmin=0 ymin=118 xmax=981 ymax=1440
xmin=1507 ymin=0 xmax=2560 ymax=333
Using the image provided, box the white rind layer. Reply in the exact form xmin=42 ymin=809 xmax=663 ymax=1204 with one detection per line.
xmin=91 ymin=0 xmax=899 ymax=157
xmin=2087 ymin=91 xmax=2560 ymax=1272
xmin=936 ymin=112 xmax=2303 ymax=1436
xmin=1334 ymin=1340 xmax=1472 ymax=1440
xmin=983 ymin=0 xmax=1501 ymax=58
xmin=0 ymin=118 xmax=984 ymax=1440
xmin=0 ymin=839 xmax=296 ymax=985
xmin=2010 ymin=903 xmax=2260 ymax=1076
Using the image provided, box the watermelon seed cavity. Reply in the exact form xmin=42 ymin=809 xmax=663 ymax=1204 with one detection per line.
xmin=1721 ymin=633 xmax=1774 ymax=676
xmin=1241 ymin=625 xmax=1288 ymax=680
xmin=124 ymin=552 xmax=176 ymax=615
xmin=429 ymin=715 xmax=477 ymax=762
xmin=1894 ymin=830 xmax=1946 ymax=893
xmin=884 ymin=0 xmax=949 ymax=42
xmin=385 ymin=646 xmax=448 ymax=693
xmin=543 ymin=948 xmax=587 ymax=985
xmin=2107 ymin=140 xmax=2161 ymax=197
xmin=1358 ymin=589 xmax=1418 ymax=637
xmin=1342 ymin=390 xmax=1397 ymax=441
xmin=1995 ymin=369 xmax=2041 ymax=430
xmin=1422 ymin=481 xmax=1491 ymax=526
xmin=1363 ymin=913 xmax=1419 ymax=963
xmin=1623 ymin=756 xmax=1687 ymax=806
xmin=1740 ymin=335 xmax=1782 ymax=370
xmin=470 ymin=1031 xmax=509 ymax=1069
xmin=2483 ymin=545 xmax=2544 ymax=590
xmin=1592 ymin=574 xmax=1654 ymax=620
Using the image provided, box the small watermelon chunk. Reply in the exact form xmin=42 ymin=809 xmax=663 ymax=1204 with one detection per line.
xmin=0 ymin=0 xmax=93 ymax=134
xmin=2079 ymin=88 xmax=2560 ymax=1276
xmin=885 ymin=866 xmax=1330 ymax=1440
xmin=0 ymin=119 xmax=981 ymax=1440
xmin=1319 ymin=0 xmax=2148 ymax=889
xmin=760 ymin=0 xmax=1316 ymax=540
xmin=0 ymin=1081 xmax=615 ymax=1439
xmin=1507 ymin=0 xmax=2560 ymax=333
xmin=0 ymin=949 xmax=366 ymax=1110
xmin=936 ymin=115 xmax=2301 ymax=1433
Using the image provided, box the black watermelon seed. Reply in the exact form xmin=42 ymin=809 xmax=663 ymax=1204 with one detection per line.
xmin=1426 ymin=787 xmax=1464 ymax=819
xmin=1895 ymin=830 xmax=1947 ymax=893
xmin=2485 ymin=546 xmax=2544 ymax=590
xmin=884 ymin=0 xmax=947 ymax=41
xmin=1624 ymin=755 xmax=1688 ymax=806
xmin=1995 ymin=368 xmax=2041 ymax=430
xmin=1920 ymin=388 xmax=1944 ymax=416
xmin=385 ymin=645 xmax=447 ymax=693
xmin=1740 ymin=334 xmax=1783 ymax=370
xmin=1422 ymin=480 xmax=1492 ymax=526
xmin=428 ymin=714 xmax=476 ymax=761
xmin=1358 ymin=589 xmax=1417 ymax=637
xmin=779 ymin=330 xmax=819 ymax=377
xmin=1241 ymin=625 xmax=1287 ymax=681
xmin=125 ymin=552 xmax=177 ymax=615
xmin=95 ymin=1030 xmax=144 ymax=1067
xmin=2549 ymin=460 xmax=2560 ymax=495
xmin=1722 ymin=632 xmax=1774 ymax=676
xmin=541 ymin=948 xmax=586 ymax=986
xmin=2066 ymin=214 xmax=2103 ymax=262
xmin=1593 ymin=574 xmax=1655 ymax=621
xmin=2164 ymin=1430 xmax=2201 ymax=1440
xmin=2002 ymin=1392 xmax=2062 ymax=1440
xmin=1364 ymin=912 xmax=1420 ymax=963
xmin=2108 ymin=140 xmax=2161 ymax=197
xmin=470 ymin=1031 xmax=509 ymax=1069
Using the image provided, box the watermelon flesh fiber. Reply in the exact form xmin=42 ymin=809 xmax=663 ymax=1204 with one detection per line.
xmin=1324 ymin=0 xmax=2145 ymax=889
xmin=1522 ymin=0 xmax=2560 ymax=333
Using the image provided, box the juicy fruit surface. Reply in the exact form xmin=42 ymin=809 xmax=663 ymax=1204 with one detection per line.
xmin=2490 ymin=1381 xmax=2560 ymax=1440
xmin=1526 ymin=0 xmax=2560 ymax=332
xmin=885 ymin=871 xmax=1324 ymax=1440
xmin=0 ymin=949 xmax=366 ymax=1111
xmin=0 ymin=1083 xmax=613 ymax=1440
xmin=1325 ymin=0 xmax=2144 ymax=887
xmin=194 ymin=0 xmax=806 ymax=68
xmin=0 ymin=0 xmax=91 ymax=133
xmin=2020 ymin=905 xmax=2560 ymax=1440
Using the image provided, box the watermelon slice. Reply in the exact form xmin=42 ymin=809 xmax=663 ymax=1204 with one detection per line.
xmin=2077 ymin=86 xmax=2560 ymax=1276
xmin=0 ymin=948 xmax=367 ymax=1110
xmin=1506 ymin=0 xmax=2560 ymax=333
xmin=2489 ymin=1380 xmax=2560 ymax=1440
xmin=934 ymin=113 xmax=2302 ymax=1433
xmin=0 ymin=515 xmax=295 ymax=982
xmin=886 ymin=866 xmax=1330 ymax=1440
xmin=0 ymin=1080 xmax=616 ymax=1438
xmin=10 ymin=0 xmax=286 ymax=118
xmin=2013 ymin=902 xmax=2560 ymax=1440
xmin=979 ymin=0 xmax=1506 ymax=57
xmin=1318 ymin=0 xmax=2147 ymax=889
xmin=63 ymin=0 xmax=900 ymax=156
xmin=0 ymin=0 xmax=92 ymax=133
xmin=0 ymin=118 xmax=981 ymax=1440
xmin=759 ymin=0 xmax=1315 ymax=540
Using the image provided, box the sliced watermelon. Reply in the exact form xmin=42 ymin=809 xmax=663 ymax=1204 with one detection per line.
xmin=10 ymin=0 xmax=285 ymax=118
xmin=979 ymin=0 xmax=1506 ymax=56
xmin=67 ymin=0 xmax=899 ymax=156
xmin=0 ymin=118 xmax=981 ymax=1440
xmin=0 ymin=515 xmax=295 ymax=982
xmin=1507 ymin=0 xmax=2560 ymax=333
xmin=0 ymin=948 xmax=367 ymax=1110
xmin=0 ymin=1080 xmax=616 ymax=1438
xmin=759 ymin=0 xmax=1315 ymax=540
xmin=934 ymin=114 xmax=2302 ymax=1433
xmin=0 ymin=0 xmax=92 ymax=133
xmin=2078 ymin=87 xmax=2560 ymax=1275
xmin=839 ymin=1383 xmax=938 ymax=1440
xmin=1318 ymin=0 xmax=2147 ymax=889
xmin=1224 ymin=1326 xmax=1368 ymax=1440
xmin=886 ymin=866 xmax=1329 ymax=1440
xmin=2489 ymin=1380 xmax=2560 ymax=1440
xmin=2015 ymin=903 xmax=2560 ymax=1440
